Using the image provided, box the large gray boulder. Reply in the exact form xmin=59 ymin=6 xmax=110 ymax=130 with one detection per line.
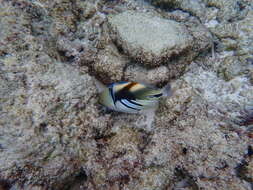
xmin=108 ymin=11 xmax=193 ymax=66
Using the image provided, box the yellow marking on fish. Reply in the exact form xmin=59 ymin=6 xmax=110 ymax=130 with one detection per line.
xmin=114 ymin=82 xmax=131 ymax=92
xmin=128 ymin=83 xmax=146 ymax=92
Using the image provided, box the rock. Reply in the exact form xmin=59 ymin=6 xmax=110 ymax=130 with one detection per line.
xmin=205 ymin=0 xmax=253 ymax=56
xmin=82 ymin=1 xmax=97 ymax=19
xmin=184 ymin=17 xmax=213 ymax=54
xmin=236 ymin=7 xmax=253 ymax=58
xmin=0 ymin=3 xmax=110 ymax=186
xmin=108 ymin=11 xmax=193 ymax=66
xmin=151 ymin=0 xmax=207 ymax=22
xmin=183 ymin=64 xmax=253 ymax=118
xmin=150 ymin=78 xmax=251 ymax=190
xmin=250 ymin=69 xmax=253 ymax=84
xmin=93 ymin=45 xmax=127 ymax=84
xmin=217 ymin=56 xmax=252 ymax=81
xmin=124 ymin=65 xmax=170 ymax=85
xmin=0 ymin=57 xmax=107 ymax=188
xmin=235 ymin=145 xmax=253 ymax=187
xmin=56 ymin=37 xmax=87 ymax=62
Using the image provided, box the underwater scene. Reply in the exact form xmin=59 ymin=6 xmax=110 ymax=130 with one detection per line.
xmin=0 ymin=0 xmax=252 ymax=189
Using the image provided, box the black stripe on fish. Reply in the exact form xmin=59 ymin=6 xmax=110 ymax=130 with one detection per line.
xmin=114 ymin=86 xmax=136 ymax=102
xmin=149 ymin=93 xmax=163 ymax=98
xmin=120 ymin=100 xmax=140 ymax=110
xmin=109 ymin=86 xmax=116 ymax=105
xmin=128 ymin=100 xmax=143 ymax=107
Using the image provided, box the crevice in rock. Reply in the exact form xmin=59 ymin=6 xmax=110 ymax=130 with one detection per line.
xmin=248 ymin=146 xmax=253 ymax=157
xmin=172 ymin=167 xmax=200 ymax=190
xmin=55 ymin=167 xmax=88 ymax=190
xmin=0 ymin=51 xmax=9 ymax=58
xmin=148 ymin=0 xmax=181 ymax=11
xmin=137 ymin=130 xmax=153 ymax=153
xmin=148 ymin=0 xmax=206 ymax=25
xmin=57 ymin=50 xmax=76 ymax=63
xmin=0 ymin=178 xmax=11 ymax=190
xmin=235 ymin=145 xmax=253 ymax=188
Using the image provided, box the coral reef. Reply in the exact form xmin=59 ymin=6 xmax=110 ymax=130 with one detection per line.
xmin=0 ymin=0 xmax=252 ymax=189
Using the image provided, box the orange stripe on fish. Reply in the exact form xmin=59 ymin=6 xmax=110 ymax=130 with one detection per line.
xmin=126 ymin=82 xmax=146 ymax=93
xmin=113 ymin=82 xmax=131 ymax=93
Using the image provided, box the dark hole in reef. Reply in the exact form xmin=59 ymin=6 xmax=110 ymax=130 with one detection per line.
xmin=58 ymin=50 xmax=66 ymax=57
xmin=94 ymin=129 xmax=116 ymax=141
xmin=0 ymin=179 xmax=11 ymax=190
xmin=235 ymin=160 xmax=253 ymax=189
xmin=119 ymin=175 xmax=130 ymax=187
xmin=0 ymin=51 xmax=8 ymax=57
xmin=37 ymin=122 xmax=48 ymax=134
xmin=212 ymin=41 xmax=220 ymax=51
xmin=237 ymin=1 xmax=246 ymax=11
xmin=67 ymin=55 xmax=76 ymax=62
xmin=12 ymin=1 xmax=21 ymax=7
xmin=241 ymin=111 xmax=253 ymax=126
xmin=235 ymin=146 xmax=253 ymax=183
xmin=216 ymin=160 xmax=229 ymax=170
xmin=93 ymin=128 xmax=104 ymax=141
xmin=174 ymin=166 xmax=199 ymax=190
xmin=40 ymin=122 xmax=47 ymax=127
xmin=57 ymin=50 xmax=76 ymax=63
xmin=74 ymin=167 xmax=88 ymax=182
xmin=248 ymin=145 xmax=253 ymax=157
xmin=59 ymin=168 xmax=88 ymax=190
xmin=182 ymin=147 xmax=188 ymax=154
xmin=174 ymin=166 xmax=185 ymax=177
xmin=115 ymin=43 xmax=125 ymax=55
xmin=79 ymin=47 xmax=84 ymax=52
xmin=235 ymin=160 xmax=249 ymax=179
xmin=147 ymin=0 xmax=179 ymax=11
xmin=246 ymin=57 xmax=253 ymax=65
xmin=78 ymin=9 xmax=83 ymax=15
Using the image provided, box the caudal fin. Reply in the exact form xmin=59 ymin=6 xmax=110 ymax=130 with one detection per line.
xmin=93 ymin=78 xmax=106 ymax=93
xmin=162 ymin=83 xmax=172 ymax=97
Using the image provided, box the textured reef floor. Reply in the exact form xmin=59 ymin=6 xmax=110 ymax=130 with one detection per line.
xmin=0 ymin=0 xmax=253 ymax=189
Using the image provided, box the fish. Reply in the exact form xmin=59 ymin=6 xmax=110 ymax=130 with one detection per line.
xmin=98 ymin=81 xmax=172 ymax=113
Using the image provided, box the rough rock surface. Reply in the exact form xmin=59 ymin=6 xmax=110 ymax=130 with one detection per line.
xmin=151 ymin=0 xmax=207 ymax=21
xmin=108 ymin=10 xmax=194 ymax=66
xmin=0 ymin=0 xmax=253 ymax=190
xmin=124 ymin=65 xmax=170 ymax=85
xmin=93 ymin=45 xmax=127 ymax=84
